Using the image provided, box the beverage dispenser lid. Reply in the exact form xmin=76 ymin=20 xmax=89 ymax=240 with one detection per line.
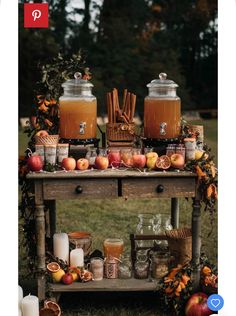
xmin=147 ymin=73 xmax=178 ymax=88
xmin=62 ymin=72 xmax=94 ymax=88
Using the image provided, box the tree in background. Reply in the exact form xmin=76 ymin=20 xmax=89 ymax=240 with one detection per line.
xmin=19 ymin=0 xmax=217 ymax=117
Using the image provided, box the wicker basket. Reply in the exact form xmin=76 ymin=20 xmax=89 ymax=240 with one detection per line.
xmin=166 ymin=228 xmax=192 ymax=265
xmin=35 ymin=134 xmax=59 ymax=146
xmin=106 ymin=123 xmax=135 ymax=142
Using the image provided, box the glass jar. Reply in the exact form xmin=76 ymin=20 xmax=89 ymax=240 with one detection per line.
xmin=184 ymin=138 xmax=196 ymax=160
xmin=59 ymin=72 xmax=97 ymax=140
xmin=136 ymin=213 xmax=155 ymax=248
xmin=155 ymin=214 xmax=173 ymax=250
xmin=144 ymin=73 xmax=181 ymax=139
xmin=104 ymin=256 xmax=119 ymax=279
xmin=151 ymin=252 xmax=170 ymax=279
xmin=57 ymin=143 xmax=69 ymax=164
xmin=107 ymin=148 xmax=121 ymax=168
xmin=175 ymin=144 xmax=185 ymax=158
xmin=118 ymin=257 xmax=132 ymax=279
xmin=143 ymin=147 xmax=153 ymax=155
xmin=120 ymin=148 xmax=133 ymax=167
xmin=103 ymin=238 xmax=124 ymax=259
xmin=134 ymin=260 xmax=149 ymax=279
xmin=166 ymin=144 xmax=176 ymax=157
xmin=85 ymin=147 xmax=97 ymax=168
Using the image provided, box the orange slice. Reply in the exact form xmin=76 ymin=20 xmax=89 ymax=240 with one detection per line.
xmin=155 ymin=155 xmax=171 ymax=170
xmin=44 ymin=300 xmax=61 ymax=316
xmin=46 ymin=262 xmax=60 ymax=273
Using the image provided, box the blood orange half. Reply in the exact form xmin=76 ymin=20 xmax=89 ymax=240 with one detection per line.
xmin=46 ymin=262 xmax=60 ymax=273
xmin=155 ymin=155 xmax=171 ymax=170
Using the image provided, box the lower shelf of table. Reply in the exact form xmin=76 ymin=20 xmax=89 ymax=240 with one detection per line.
xmin=50 ymin=278 xmax=161 ymax=292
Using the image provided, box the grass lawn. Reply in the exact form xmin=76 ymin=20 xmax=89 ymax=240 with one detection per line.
xmin=19 ymin=119 xmax=217 ymax=315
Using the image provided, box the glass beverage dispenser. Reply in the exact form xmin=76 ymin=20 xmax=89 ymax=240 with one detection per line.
xmin=144 ymin=73 xmax=181 ymax=140
xmin=59 ymin=72 xmax=97 ymax=143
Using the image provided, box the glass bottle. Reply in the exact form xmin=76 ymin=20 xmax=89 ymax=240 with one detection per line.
xmin=136 ymin=213 xmax=155 ymax=248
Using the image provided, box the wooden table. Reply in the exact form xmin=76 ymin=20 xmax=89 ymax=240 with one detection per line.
xmin=27 ymin=169 xmax=201 ymax=301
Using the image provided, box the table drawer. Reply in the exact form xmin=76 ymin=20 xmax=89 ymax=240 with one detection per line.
xmin=122 ymin=178 xmax=195 ymax=198
xmin=43 ymin=179 xmax=118 ymax=200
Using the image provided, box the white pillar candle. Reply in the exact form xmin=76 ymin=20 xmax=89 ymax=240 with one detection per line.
xmin=18 ymin=285 xmax=23 ymax=313
xmin=18 ymin=285 xmax=23 ymax=303
xmin=53 ymin=233 xmax=69 ymax=263
xmin=22 ymin=295 xmax=39 ymax=316
xmin=19 ymin=307 xmax=22 ymax=316
xmin=70 ymin=248 xmax=84 ymax=267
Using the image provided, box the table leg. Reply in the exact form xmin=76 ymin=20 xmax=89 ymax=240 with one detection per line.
xmin=49 ymin=200 xmax=56 ymax=238
xmin=171 ymin=198 xmax=179 ymax=229
xmin=35 ymin=203 xmax=46 ymax=301
xmin=192 ymin=198 xmax=201 ymax=290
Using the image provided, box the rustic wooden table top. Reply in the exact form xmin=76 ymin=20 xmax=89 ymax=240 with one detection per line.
xmin=26 ymin=169 xmax=196 ymax=180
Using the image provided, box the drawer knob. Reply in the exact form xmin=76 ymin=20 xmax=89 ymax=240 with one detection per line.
xmin=156 ymin=184 xmax=164 ymax=193
xmin=75 ymin=185 xmax=83 ymax=194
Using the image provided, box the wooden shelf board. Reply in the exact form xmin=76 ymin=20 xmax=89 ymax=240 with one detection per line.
xmin=49 ymin=278 xmax=160 ymax=292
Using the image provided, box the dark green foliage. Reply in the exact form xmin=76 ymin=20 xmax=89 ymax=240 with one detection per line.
xmin=19 ymin=0 xmax=217 ymax=117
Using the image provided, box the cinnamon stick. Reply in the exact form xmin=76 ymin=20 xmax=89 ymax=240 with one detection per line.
xmin=122 ymin=89 xmax=127 ymax=112
xmin=120 ymin=114 xmax=129 ymax=124
xmin=108 ymin=92 xmax=114 ymax=123
xmin=130 ymin=93 xmax=136 ymax=122
xmin=125 ymin=92 xmax=131 ymax=119
xmin=106 ymin=93 xmax=111 ymax=123
xmin=123 ymin=112 xmax=130 ymax=124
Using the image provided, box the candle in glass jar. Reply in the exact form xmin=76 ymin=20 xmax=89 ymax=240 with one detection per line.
xmin=21 ymin=294 xmax=39 ymax=316
xmin=70 ymin=248 xmax=84 ymax=267
xmin=53 ymin=233 xmax=69 ymax=263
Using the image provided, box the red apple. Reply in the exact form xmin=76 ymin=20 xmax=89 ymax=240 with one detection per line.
xmin=170 ymin=153 xmax=185 ymax=169
xmin=27 ymin=155 xmax=43 ymax=172
xmin=35 ymin=130 xmax=49 ymax=137
xmin=108 ymin=151 xmax=121 ymax=168
xmin=132 ymin=154 xmax=146 ymax=168
xmin=62 ymin=272 xmax=74 ymax=285
xmin=95 ymin=156 xmax=109 ymax=170
xmin=61 ymin=157 xmax=76 ymax=170
xmin=76 ymin=158 xmax=89 ymax=170
xmin=185 ymin=292 xmax=212 ymax=316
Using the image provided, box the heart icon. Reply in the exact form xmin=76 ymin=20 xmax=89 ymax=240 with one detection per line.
xmin=211 ymin=299 xmax=220 ymax=308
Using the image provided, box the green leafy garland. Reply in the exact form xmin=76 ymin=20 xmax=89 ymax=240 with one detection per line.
xmin=19 ymin=51 xmax=89 ymax=273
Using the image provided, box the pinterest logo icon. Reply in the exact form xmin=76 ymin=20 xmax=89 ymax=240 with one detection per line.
xmin=24 ymin=3 xmax=48 ymax=28
xmin=32 ymin=10 xmax=41 ymax=21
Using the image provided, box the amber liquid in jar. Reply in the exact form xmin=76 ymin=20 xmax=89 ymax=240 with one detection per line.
xmin=144 ymin=99 xmax=181 ymax=139
xmin=59 ymin=99 xmax=97 ymax=139
xmin=103 ymin=239 xmax=124 ymax=259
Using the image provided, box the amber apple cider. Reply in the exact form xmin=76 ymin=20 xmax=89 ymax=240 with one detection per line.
xmin=103 ymin=238 xmax=124 ymax=259
xmin=59 ymin=99 xmax=97 ymax=139
xmin=144 ymin=98 xmax=181 ymax=139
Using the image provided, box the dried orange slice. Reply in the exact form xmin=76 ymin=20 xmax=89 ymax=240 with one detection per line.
xmin=155 ymin=155 xmax=171 ymax=170
xmin=44 ymin=300 xmax=61 ymax=316
xmin=47 ymin=262 xmax=60 ymax=273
